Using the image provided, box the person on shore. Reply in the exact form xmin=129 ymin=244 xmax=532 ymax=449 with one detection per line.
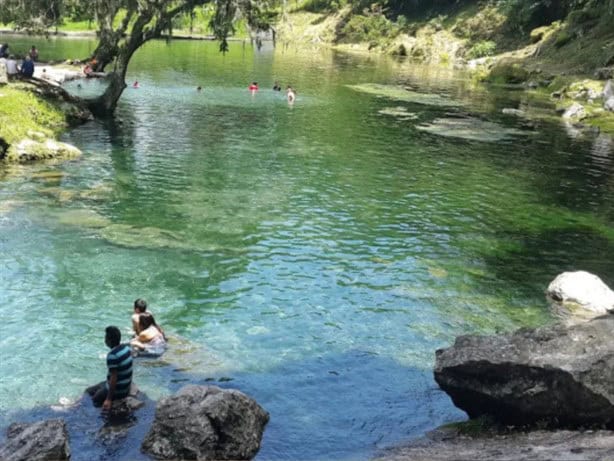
xmin=249 ymin=81 xmax=258 ymax=92
xmin=18 ymin=55 xmax=34 ymax=78
xmin=0 ymin=43 xmax=9 ymax=59
xmin=286 ymin=86 xmax=296 ymax=104
xmin=86 ymin=326 xmax=133 ymax=410
xmin=0 ymin=55 xmax=18 ymax=77
xmin=29 ymin=46 xmax=39 ymax=61
xmin=130 ymin=313 xmax=167 ymax=356
xmin=273 ymin=81 xmax=281 ymax=91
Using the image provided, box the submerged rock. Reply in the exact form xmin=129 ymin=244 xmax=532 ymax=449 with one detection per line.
xmin=142 ymin=385 xmax=269 ymax=460
xmin=546 ymin=271 xmax=614 ymax=316
xmin=98 ymin=223 xmax=188 ymax=250
xmin=347 ymin=83 xmax=461 ymax=107
xmin=377 ymin=106 xmax=419 ymax=119
xmin=56 ymin=208 xmax=111 ymax=229
xmin=0 ymin=418 xmax=70 ymax=461
xmin=434 ymin=315 xmax=614 ymax=428
xmin=416 ymin=117 xmax=525 ymax=142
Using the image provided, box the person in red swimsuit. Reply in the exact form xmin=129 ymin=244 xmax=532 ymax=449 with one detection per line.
xmin=248 ymin=81 xmax=258 ymax=91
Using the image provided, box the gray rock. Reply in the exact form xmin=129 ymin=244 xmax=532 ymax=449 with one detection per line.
xmin=502 ymin=108 xmax=525 ymax=116
xmin=605 ymin=80 xmax=614 ymax=100
xmin=142 ymin=385 xmax=269 ymax=460
xmin=0 ymin=419 xmax=70 ymax=461
xmin=434 ymin=315 xmax=614 ymax=427
xmin=374 ymin=428 xmax=614 ymax=461
xmin=562 ymin=103 xmax=587 ymax=120
xmin=605 ymin=96 xmax=614 ymax=112
xmin=547 ymin=271 xmax=614 ymax=314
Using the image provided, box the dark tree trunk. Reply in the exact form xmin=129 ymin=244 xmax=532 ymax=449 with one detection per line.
xmin=87 ymin=71 xmax=126 ymax=117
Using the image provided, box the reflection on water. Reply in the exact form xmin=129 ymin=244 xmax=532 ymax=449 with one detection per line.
xmin=1 ymin=36 xmax=614 ymax=460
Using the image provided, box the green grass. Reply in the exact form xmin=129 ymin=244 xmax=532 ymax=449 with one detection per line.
xmin=0 ymin=85 xmax=65 ymax=145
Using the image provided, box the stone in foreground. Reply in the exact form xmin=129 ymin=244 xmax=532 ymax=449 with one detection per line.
xmin=434 ymin=315 xmax=614 ymax=427
xmin=0 ymin=418 xmax=70 ymax=461
xmin=374 ymin=428 xmax=614 ymax=461
xmin=142 ymin=385 xmax=269 ymax=460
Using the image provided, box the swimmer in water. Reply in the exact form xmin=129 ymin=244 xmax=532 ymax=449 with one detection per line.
xmin=248 ymin=81 xmax=258 ymax=92
xmin=133 ymin=80 xmax=139 ymax=88
xmin=286 ymin=86 xmax=296 ymax=104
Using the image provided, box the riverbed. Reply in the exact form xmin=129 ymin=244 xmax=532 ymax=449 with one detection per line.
xmin=1 ymin=35 xmax=613 ymax=460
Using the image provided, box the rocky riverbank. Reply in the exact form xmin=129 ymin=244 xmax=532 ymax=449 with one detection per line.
xmin=374 ymin=272 xmax=614 ymax=461
xmin=0 ymin=385 xmax=269 ymax=461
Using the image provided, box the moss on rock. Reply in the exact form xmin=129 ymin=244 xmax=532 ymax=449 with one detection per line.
xmin=486 ymin=60 xmax=531 ymax=84
xmin=5 ymin=139 xmax=82 ymax=163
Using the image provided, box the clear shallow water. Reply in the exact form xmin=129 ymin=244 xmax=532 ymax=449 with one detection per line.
xmin=1 ymin=36 xmax=614 ymax=460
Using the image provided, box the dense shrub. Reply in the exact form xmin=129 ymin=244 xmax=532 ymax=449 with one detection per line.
xmin=339 ymin=8 xmax=400 ymax=44
xmin=466 ymin=40 xmax=496 ymax=59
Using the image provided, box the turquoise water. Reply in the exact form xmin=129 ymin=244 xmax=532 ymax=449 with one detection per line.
xmin=1 ymin=36 xmax=614 ymax=460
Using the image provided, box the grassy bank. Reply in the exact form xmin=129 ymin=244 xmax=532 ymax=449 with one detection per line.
xmin=0 ymin=85 xmax=65 ymax=144
xmin=0 ymin=83 xmax=83 ymax=163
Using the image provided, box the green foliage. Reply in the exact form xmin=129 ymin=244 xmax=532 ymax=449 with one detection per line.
xmin=339 ymin=5 xmax=399 ymax=45
xmin=553 ymin=29 xmax=574 ymax=48
xmin=0 ymin=0 xmax=62 ymax=31
xmin=466 ymin=40 xmax=496 ymax=59
xmin=499 ymin=0 xmax=590 ymax=34
xmin=453 ymin=4 xmax=506 ymax=41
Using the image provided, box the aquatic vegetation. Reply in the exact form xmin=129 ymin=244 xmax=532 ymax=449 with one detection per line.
xmin=98 ymin=223 xmax=189 ymax=250
xmin=377 ymin=106 xmax=419 ymax=120
xmin=416 ymin=117 xmax=526 ymax=142
xmin=347 ymin=83 xmax=462 ymax=107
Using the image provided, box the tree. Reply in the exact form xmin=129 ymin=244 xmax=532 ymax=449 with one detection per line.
xmin=88 ymin=0 xmax=270 ymax=116
xmin=1 ymin=0 xmax=271 ymax=116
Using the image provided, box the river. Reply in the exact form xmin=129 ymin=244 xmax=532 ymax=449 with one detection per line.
xmin=1 ymin=35 xmax=614 ymax=460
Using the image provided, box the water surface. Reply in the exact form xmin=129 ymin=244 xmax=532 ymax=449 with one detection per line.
xmin=1 ymin=36 xmax=614 ymax=460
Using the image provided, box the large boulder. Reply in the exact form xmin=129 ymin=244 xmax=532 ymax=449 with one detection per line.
xmin=434 ymin=315 xmax=614 ymax=428
xmin=546 ymin=271 xmax=614 ymax=314
xmin=141 ymin=385 xmax=269 ymax=460
xmin=0 ymin=418 xmax=70 ymax=461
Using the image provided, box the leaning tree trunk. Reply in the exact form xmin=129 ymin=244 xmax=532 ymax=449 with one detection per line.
xmin=87 ymin=40 xmax=140 ymax=116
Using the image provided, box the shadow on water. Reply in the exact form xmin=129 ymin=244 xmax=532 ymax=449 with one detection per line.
xmin=0 ymin=351 xmax=463 ymax=461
